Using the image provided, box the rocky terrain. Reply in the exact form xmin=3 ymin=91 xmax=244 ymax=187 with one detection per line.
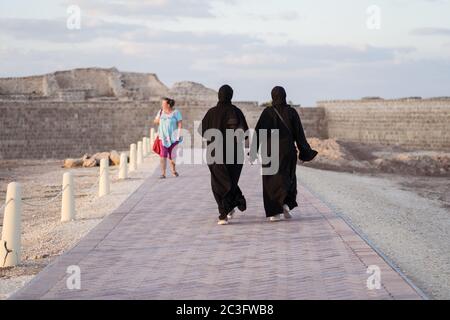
xmin=62 ymin=151 xmax=122 ymax=168
xmin=305 ymin=138 xmax=450 ymax=178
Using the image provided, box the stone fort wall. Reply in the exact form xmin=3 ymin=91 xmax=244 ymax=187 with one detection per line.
xmin=0 ymin=75 xmax=48 ymax=96
xmin=320 ymin=98 xmax=450 ymax=151
xmin=0 ymin=101 xmax=160 ymax=159
xmin=1 ymin=98 xmax=449 ymax=159
xmin=0 ymin=99 xmax=324 ymax=159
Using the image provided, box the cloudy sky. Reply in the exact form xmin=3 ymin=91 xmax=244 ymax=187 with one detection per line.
xmin=1 ymin=0 xmax=449 ymax=105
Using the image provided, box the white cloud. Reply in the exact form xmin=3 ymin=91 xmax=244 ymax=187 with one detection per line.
xmin=67 ymin=0 xmax=234 ymax=18
xmin=411 ymin=27 xmax=450 ymax=36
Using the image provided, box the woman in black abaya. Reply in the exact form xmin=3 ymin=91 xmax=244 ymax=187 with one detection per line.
xmin=200 ymin=85 xmax=249 ymax=225
xmin=252 ymin=86 xmax=318 ymax=222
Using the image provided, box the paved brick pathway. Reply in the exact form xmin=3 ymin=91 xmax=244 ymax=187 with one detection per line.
xmin=12 ymin=160 xmax=423 ymax=299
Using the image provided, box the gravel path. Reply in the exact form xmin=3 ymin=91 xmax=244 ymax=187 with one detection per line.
xmin=297 ymin=166 xmax=450 ymax=299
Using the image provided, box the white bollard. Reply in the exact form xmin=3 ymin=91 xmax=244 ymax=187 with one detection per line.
xmin=99 ymin=158 xmax=110 ymax=197
xmin=137 ymin=141 xmax=143 ymax=165
xmin=129 ymin=143 xmax=137 ymax=172
xmin=61 ymin=172 xmax=76 ymax=222
xmin=150 ymin=128 xmax=156 ymax=147
xmin=143 ymin=137 xmax=148 ymax=157
xmin=1 ymin=182 xmax=22 ymax=267
xmin=119 ymin=152 xmax=128 ymax=180
xmin=147 ymin=137 xmax=151 ymax=155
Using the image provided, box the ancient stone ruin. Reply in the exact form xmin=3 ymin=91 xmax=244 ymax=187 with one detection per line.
xmin=168 ymin=81 xmax=218 ymax=103
xmin=0 ymin=67 xmax=217 ymax=102
xmin=1 ymin=67 xmax=449 ymax=160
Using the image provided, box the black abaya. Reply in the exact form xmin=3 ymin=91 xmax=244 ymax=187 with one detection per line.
xmin=253 ymin=86 xmax=318 ymax=217
xmin=199 ymin=85 xmax=249 ymax=220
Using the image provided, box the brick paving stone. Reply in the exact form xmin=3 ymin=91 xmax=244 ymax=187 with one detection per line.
xmin=11 ymin=160 xmax=424 ymax=300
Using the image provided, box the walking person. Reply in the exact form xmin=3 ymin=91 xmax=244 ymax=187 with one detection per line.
xmin=251 ymin=86 xmax=318 ymax=222
xmin=199 ymin=85 xmax=249 ymax=225
xmin=154 ymin=97 xmax=182 ymax=179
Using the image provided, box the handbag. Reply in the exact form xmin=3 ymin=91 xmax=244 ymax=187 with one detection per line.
xmin=152 ymin=136 xmax=162 ymax=154
xmin=152 ymin=110 xmax=163 ymax=154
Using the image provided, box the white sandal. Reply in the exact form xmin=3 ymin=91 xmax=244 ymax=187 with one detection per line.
xmin=269 ymin=215 xmax=281 ymax=222
xmin=283 ymin=205 xmax=292 ymax=219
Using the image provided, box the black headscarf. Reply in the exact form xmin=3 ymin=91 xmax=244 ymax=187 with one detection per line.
xmin=271 ymin=86 xmax=288 ymax=107
xmin=200 ymin=84 xmax=249 ymax=136
xmin=217 ymin=85 xmax=234 ymax=107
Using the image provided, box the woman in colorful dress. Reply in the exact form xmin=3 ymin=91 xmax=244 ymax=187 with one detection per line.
xmin=154 ymin=97 xmax=183 ymax=179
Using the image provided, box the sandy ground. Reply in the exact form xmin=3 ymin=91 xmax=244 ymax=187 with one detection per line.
xmin=297 ymin=166 xmax=450 ymax=300
xmin=0 ymin=154 xmax=159 ymax=299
